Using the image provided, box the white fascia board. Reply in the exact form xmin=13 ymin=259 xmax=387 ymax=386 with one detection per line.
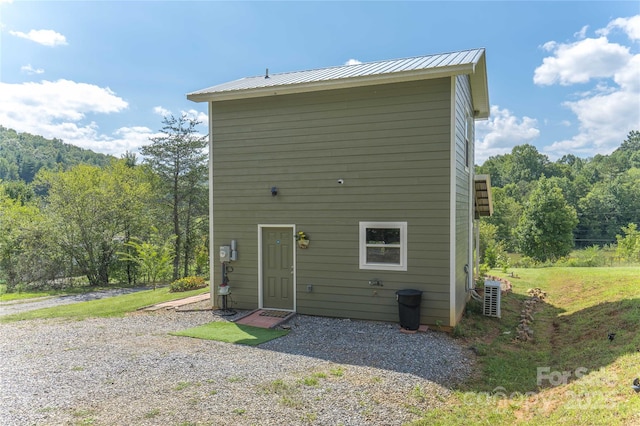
xmin=470 ymin=54 xmax=490 ymax=119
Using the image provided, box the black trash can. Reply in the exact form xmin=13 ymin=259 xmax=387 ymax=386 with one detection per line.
xmin=396 ymin=289 xmax=423 ymax=330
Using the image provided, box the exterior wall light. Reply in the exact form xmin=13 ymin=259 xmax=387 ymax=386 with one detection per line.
xmin=271 ymin=186 xmax=278 ymax=196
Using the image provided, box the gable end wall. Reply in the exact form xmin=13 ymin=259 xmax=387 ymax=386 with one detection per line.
xmin=210 ymin=79 xmax=453 ymax=325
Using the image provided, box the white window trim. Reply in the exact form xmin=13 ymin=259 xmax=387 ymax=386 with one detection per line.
xmin=464 ymin=114 xmax=472 ymax=171
xmin=359 ymin=221 xmax=407 ymax=271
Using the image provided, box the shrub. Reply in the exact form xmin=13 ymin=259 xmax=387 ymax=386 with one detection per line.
xmin=512 ymin=256 xmax=535 ymax=268
xmin=556 ymin=246 xmax=610 ymax=267
xmin=169 ymin=276 xmax=207 ymax=293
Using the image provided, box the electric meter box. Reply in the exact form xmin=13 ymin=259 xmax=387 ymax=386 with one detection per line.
xmin=219 ymin=246 xmax=231 ymax=262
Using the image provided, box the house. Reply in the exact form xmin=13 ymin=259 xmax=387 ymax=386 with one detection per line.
xmin=187 ymin=48 xmax=491 ymax=328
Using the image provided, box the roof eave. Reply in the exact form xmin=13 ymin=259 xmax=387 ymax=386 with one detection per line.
xmin=187 ymin=63 xmax=476 ymax=103
xmin=470 ymin=53 xmax=490 ymax=119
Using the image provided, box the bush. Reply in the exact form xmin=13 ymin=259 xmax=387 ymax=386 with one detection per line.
xmin=169 ymin=276 xmax=207 ymax=293
xmin=555 ymin=245 xmax=613 ymax=267
xmin=512 ymin=256 xmax=535 ymax=268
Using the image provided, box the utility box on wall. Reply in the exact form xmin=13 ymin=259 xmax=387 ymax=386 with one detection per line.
xmin=483 ymin=280 xmax=501 ymax=318
xmin=219 ymin=246 xmax=231 ymax=262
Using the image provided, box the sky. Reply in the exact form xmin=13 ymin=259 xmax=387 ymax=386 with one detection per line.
xmin=0 ymin=1 xmax=638 ymax=164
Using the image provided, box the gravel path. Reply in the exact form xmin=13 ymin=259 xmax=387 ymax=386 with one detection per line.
xmin=0 ymin=309 xmax=475 ymax=425
xmin=0 ymin=288 xmax=151 ymax=316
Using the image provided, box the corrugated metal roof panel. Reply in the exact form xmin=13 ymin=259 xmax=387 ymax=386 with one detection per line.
xmin=187 ymin=48 xmax=489 ymax=119
xmin=190 ymin=49 xmax=482 ymax=95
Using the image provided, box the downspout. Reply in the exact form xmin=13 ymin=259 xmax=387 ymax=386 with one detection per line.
xmin=468 ymin=112 xmax=476 ymax=291
xmin=475 ymin=218 xmax=480 ymax=284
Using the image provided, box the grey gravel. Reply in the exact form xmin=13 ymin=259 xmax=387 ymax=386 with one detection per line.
xmin=0 ymin=309 xmax=475 ymax=425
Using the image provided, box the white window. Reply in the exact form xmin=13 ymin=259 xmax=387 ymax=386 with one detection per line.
xmin=359 ymin=222 xmax=407 ymax=271
xmin=464 ymin=115 xmax=473 ymax=169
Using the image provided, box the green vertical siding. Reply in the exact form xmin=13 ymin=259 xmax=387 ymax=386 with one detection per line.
xmin=211 ymin=79 xmax=453 ymax=325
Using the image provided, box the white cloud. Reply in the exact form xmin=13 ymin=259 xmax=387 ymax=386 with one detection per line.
xmin=345 ymin=59 xmax=362 ymax=66
xmin=475 ymin=105 xmax=540 ymax=163
xmin=534 ymin=15 xmax=640 ymax=159
xmin=183 ymin=108 xmax=208 ymax=124
xmin=533 ymin=36 xmax=630 ymax=86
xmin=613 ymin=51 xmax=640 ymax=92
xmin=574 ymin=25 xmax=589 ymax=39
xmin=597 ymin=15 xmax=640 ymax=41
xmin=0 ymin=79 xmax=141 ymax=155
xmin=545 ymin=89 xmax=639 ymax=157
xmin=9 ymin=29 xmax=68 ymax=46
xmin=153 ymin=106 xmax=208 ymax=126
xmin=108 ymin=126 xmax=160 ymax=154
xmin=20 ymin=64 xmax=44 ymax=75
xmin=153 ymin=106 xmax=171 ymax=117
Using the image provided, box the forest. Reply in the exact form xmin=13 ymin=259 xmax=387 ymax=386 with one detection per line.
xmin=0 ymin=125 xmax=638 ymax=292
xmin=0 ymin=116 xmax=208 ymax=292
xmin=477 ymin=130 xmax=640 ymax=267
xmin=0 ymin=126 xmax=113 ymax=183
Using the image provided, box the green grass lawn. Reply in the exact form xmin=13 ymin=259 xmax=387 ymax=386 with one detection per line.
xmin=0 ymin=282 xmax=152 ymax=302
xmin=171 ymin=322 xmax=289 ymax=346
xmin=412 ymin=266 xmax=640 ymax=425
xmin=0 ymin=286 xmax=209 ymax=323
xmin=0 ymin=289 xmax=62 ymax=302
xmin=0 ymin=283 xmax=92 ymax=302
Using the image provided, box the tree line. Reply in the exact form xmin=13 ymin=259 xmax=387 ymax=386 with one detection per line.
xmin=0 ymin=125 xmax=113 ymax=183
xmin=477 ymin=130 xmax=640 ymax=264
xmin=0 ymin=116 xmax=208 ymax=292
xmin=1 ymin=125 xmax=638 ymax=291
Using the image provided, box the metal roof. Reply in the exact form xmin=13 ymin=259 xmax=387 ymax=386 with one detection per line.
xmin=187 ymin=48 xmax=489 ymax=118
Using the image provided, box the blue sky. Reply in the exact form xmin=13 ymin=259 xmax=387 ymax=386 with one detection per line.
xmin=0 ymin=1 xmax=638 ymax=164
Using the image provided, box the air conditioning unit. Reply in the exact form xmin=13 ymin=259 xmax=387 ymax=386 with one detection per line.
xmin=483 ymin=280 xmax=501 ymax=318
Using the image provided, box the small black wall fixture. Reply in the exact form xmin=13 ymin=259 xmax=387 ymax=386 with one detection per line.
xmin=271 ymin=186 xmax=278 ymax=196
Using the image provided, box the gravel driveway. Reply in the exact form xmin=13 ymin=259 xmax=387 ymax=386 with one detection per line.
xmin=0 ymin=308 xmax=474 ymax=425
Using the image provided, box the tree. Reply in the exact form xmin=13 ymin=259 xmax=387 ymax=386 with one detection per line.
xmin=118 ymin=230 xmax=175 ymax=289
xmin=600 ymin=130 xmax=640 ymax=176
xmin=477 ymin=144 xmax=552 ymax=189
xmin=0 ymin=182 xmax=65 ymax=290
xmin=616 ymin=223 xmax=640 ymax=263
xmin=575 ymin=168 xmax=640 ymax=247
xmin=39 ymin=160 xmax=153 ymax=286
xmin=505 ymin=144 xmax=551 ymax=184
xmin=0 ymin=190 xmax=39 ymax=289
xmin=576 ymin=183 xmax=620 ymax=246
xmin=516 ymin=177 xmax=578 ymax=263
xmin=476 ymin=154 xmax=508 ymax=187
xmin=140 ymin=114 xmax=208 ymax=280
xmin=482 ymin=186 xmax=522 ymax=252
xmin=1 ymin=180 xmax=35 ymax=204
xmin=614 ymin=168 xmax=640 ymax=231
xmin=0 ymin=125 xmax=113 ymax=183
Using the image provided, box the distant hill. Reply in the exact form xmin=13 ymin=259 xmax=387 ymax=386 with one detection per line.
xmin=0 ymin=126 xmax=115 ymax=183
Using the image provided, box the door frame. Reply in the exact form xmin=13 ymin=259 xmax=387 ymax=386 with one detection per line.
xmin=258 ymin=224 xmax=297 ymax=311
